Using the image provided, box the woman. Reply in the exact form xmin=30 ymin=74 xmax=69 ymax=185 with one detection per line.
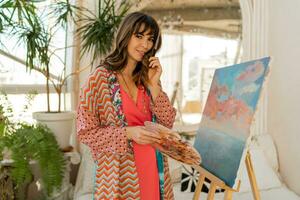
xmin=77 ymin=12 xmax=176 ymax=200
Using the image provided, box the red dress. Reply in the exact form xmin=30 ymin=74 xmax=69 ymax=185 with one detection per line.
xmin=120 ymin=85 xmax=160 ymax=200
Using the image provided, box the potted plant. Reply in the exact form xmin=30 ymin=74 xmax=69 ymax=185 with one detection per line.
xmin=0 ymin=92 xmax=65 ymax=199
xmin=0 ymin=0 xmax=130 ymax=149
xmin=0 ymin=0 xmax=82 ymax=150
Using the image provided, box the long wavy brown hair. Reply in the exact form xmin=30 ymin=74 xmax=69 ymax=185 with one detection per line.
xmin=101 ymin=12 xmax=162 ymax=86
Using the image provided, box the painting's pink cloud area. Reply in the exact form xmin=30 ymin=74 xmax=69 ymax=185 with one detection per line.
xmin=236 ymin=61 xmax=264 ymax=82
xmin=204 ymin=83 xmax=253 ymax=124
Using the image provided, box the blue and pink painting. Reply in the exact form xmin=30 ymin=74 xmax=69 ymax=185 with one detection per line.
xmin=194 ymin=57 xmax=270 ymax=187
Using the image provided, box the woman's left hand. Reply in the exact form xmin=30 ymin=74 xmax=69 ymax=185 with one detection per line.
xmin=148 ymin=56 xmax=162 ymax=87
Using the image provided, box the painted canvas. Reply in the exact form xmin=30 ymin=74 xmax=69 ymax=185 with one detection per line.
xmin=193 ymin=57 xmax=270 ymax=187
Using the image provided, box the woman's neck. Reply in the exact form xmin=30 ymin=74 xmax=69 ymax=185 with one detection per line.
xmin=122 ymin=58 xmax=137 ymax=77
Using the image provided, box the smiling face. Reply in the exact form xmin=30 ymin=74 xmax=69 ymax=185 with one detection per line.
xmin=103 ymin=12 xmax=161 ymax=86
xmin=127 ymin=23 xmax=154 ymax=64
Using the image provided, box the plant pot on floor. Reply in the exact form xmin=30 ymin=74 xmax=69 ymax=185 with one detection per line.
xmin=32 ymin=111 xmax=76 ymax=150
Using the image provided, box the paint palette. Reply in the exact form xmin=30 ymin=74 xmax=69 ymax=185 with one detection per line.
xmin=144 ymin=121 xmax=201 ymax=165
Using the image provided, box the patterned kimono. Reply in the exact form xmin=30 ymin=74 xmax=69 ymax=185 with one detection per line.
xmin=77 ymin=65 xmax=176 ymax=199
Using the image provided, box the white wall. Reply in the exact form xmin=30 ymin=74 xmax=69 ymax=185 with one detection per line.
xmin=267 ymin=0 xmax=300 ymax=195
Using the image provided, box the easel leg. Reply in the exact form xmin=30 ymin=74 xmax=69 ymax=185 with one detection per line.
xmin=224 ymin=190 xmax=233 ymax=200
xmin=193 ymin=174 xmax=205 ymax=200
xmin=207 ymin=182 xmax=217 ymax=200
xmin=192 ymin=165 xmax=241 ymax=200
xmin=245 ymin=152 xmax=261 ymax=200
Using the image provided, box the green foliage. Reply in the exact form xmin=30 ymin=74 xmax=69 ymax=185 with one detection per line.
xmin=0 ymin=92 xmax=66 ymax=196
xmin=14 ymin=19 xmax=50 ymax=71
xmin=77 ymin=0 xmax=131 ymax=61
xmin=0 ymin=0 xmax=37 ymax=28
xmin=49 ymin=0 xmax=84 ymax=29
xmin=23 ymin=90 xmax=38 ymax=113
xmin=7 ymin=124 xmax=65 ymax=195
xmin=0 ymin=91 xmax=14 ymax=137
xmin=0 ymin=0 xmax=82 ymax=112
xmin=0 ymin=0 xmax=131 ymax=112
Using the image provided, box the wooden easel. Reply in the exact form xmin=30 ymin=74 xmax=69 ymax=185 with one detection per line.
xmin=192 ymin=152 xmax=260 ymax=200
xmin=170 ymin=81 xmax=184 ymax=123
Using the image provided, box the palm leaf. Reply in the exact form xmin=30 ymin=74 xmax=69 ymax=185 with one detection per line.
xmin=49 ymin=0 xmax=84 ymax=29
xmin=77 ymin=0 xmax=131 ymax=61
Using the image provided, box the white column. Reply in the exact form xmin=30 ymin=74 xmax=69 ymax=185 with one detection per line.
xmin=239 ymin=0 xmax=270 ymax=136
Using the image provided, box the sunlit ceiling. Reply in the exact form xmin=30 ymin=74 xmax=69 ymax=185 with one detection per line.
xmin=130 ymin=0 xmax=242 ymax=38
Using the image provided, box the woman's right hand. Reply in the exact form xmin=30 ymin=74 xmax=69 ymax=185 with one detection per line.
xmin=126 ymin=126 xmax=161 ymax=145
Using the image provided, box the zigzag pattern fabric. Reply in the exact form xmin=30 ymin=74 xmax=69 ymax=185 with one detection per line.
xmin=77 ymin=66 xmax=177 ymax=199
xmin=94 ymin=154 xmax=140 ymax=199
xmin=81 ymin=68 xmax=119 ymax=125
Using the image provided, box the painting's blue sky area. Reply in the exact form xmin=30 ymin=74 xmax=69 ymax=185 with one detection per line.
xmin=212 ymin=57 xmax=270 ymax=109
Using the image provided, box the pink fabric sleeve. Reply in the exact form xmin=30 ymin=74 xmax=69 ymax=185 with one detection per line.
xmin=150 ymin=91 xmax=176 ymax=129
xmin=77 ymin=107 xmax=129 ymax=157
